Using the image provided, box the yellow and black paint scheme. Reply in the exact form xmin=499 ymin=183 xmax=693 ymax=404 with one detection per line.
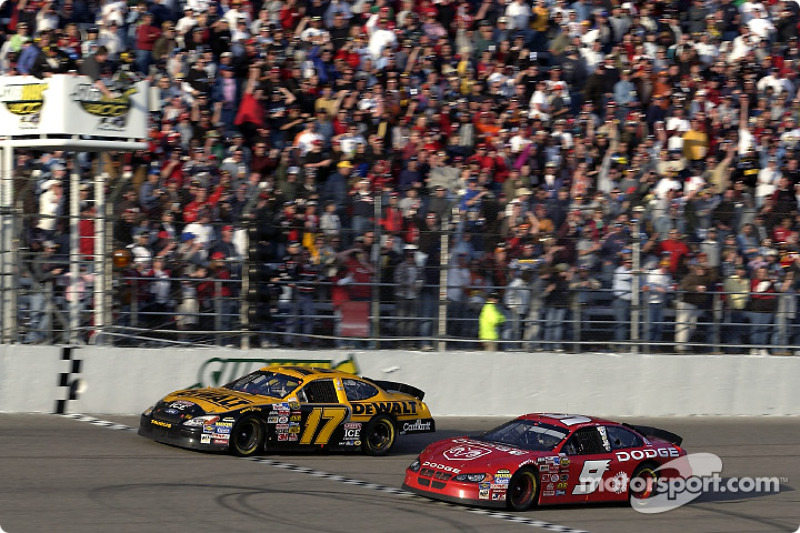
xmin=138 ymin=366 xmax=435 ymax=457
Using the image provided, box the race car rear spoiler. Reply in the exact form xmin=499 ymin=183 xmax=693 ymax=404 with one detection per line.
xmin=625 ymin=424 xmax=683 ymax=446
xmin=366 ymin=379 xmax=425 ymax=401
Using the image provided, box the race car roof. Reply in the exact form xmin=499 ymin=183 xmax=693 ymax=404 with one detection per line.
xmin=518 ymin=413 xmax=616 ymax=429
xmin=258 ymin=366 xmax=353 ymax=380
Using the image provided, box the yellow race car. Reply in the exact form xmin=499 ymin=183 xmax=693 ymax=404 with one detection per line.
xmin=138 ymin=366 xmax=435 ymax=456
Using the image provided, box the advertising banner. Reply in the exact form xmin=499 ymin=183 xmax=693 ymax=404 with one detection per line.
xmin=0 ymin=75 xmax=148 ymax=139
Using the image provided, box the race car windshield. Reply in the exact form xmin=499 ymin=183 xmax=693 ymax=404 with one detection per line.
xmin=477 ymin=420 xmax=568 ymax=452
xmin=223 ymin=371 xmax=302 ymax=398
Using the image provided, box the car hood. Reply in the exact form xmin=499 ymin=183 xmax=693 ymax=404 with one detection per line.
xmin=161 ymin=387 xmax=281 ymax=414
xmin=419 ymin=436 xmax=550 ymax=472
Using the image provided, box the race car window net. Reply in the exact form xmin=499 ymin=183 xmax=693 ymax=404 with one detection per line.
xmin=562 ymin=428 xmax=606 ymax=456
xmin=604 ymin=425 xmax=644 ymax=450
xmin=342 ymin=379 xmax=379 ymax=402
xmin=477 ymin=420 xmax=568 ymax=452
xmin=224 ymin=371 xmax=302 ymax=399
xmin=300 ymin=380 xmax=339 ymax=404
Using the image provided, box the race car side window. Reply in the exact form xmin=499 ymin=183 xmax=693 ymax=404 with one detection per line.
xmin=604 ymin=425 xmax=643 ymax=450
xmin=299 ymin=380 xmax=339 ymax=404
xmin=342 ymin=379 xmax=379 ymax=402
xmin=562 ymin=428 xmax=606 ymax=455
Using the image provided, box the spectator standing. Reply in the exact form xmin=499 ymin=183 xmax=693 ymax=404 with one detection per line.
xmin=542 ymin=263 xmax=571 ymax=352
xmin=479 ymin=291 xmax=506 ymax=352
xmin=722 ymin=264 xmax=750 ymax=353
xmin=394 ymin=244 xmax=423 ymax=348
xmin=675 ymin=262 xmax=718 ymax=353
xmin=642 ymin=257 xmax=673 ymax=348
xmin=746 ymin=266 xmax=779 ymax=355
xmin=611 ymin=255 xmax=634 ymax=350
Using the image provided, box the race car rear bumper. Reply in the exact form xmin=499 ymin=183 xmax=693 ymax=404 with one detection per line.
xmin=402 ymin=475 xmax=507 ymax=509
xmin=138 ymin=414 xmax=229 ymax=452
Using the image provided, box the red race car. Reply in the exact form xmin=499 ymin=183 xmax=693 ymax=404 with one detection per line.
xmin=403 ymin=413 xmax=686 ymax=510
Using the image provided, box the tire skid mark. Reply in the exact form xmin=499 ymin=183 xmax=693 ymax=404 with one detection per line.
xmin=64 ymin=413 xmax=592 ymax=533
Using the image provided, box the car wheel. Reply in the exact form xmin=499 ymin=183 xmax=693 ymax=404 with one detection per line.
xmin=230 ymin=416 xmax=264 ymax=457
xmin=630 ymin=463 xmax=659 ymax=501
xmin=507 ymin=468 xmax=539 ymax=511
xmin=361 ymin=414 xmax=396 ymax=456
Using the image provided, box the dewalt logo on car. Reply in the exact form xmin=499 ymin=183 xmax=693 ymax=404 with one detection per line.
xmin=0 ymin=83 xmax=48 ymax=115
xmin=71 ymin=83 xmax=136 ymax=117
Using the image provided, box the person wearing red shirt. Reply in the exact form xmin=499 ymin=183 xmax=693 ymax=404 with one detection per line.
xmin=135 ymin=12 xmax=161 ymax=75
xmin=657 ymin=229 xmax=691 ymax=275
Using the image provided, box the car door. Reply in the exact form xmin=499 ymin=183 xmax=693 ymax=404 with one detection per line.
xmin=290 ymin=378 xmax=350 ymax=448
xmin=557 ymin=426 xmax=630 ymax=503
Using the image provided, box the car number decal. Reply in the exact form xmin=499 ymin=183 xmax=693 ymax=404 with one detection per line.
xmin=300 ymin=407 xmax=348 ymax=445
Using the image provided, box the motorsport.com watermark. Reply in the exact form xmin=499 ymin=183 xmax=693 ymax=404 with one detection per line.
xmin=623 ymin=452 xmax=784 ymax=513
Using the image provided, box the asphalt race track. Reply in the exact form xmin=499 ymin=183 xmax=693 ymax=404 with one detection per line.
xmin=0 ymin=415 xmax=798 ymax=533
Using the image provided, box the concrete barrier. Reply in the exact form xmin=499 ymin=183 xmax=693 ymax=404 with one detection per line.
xmin=1 ymin=346 xmax=798 ymax=416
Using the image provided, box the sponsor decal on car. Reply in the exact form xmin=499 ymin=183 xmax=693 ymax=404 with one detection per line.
xmin=550 ymin=474 xmax=559 ymax=483
xmin=495 ymin=470 xmax=511 ymax=482
xmin=290 ymin=415 xmax=302 ymax=422
xmin=490 ymin=484 xmax=508 ymax=490
xmin=278 ymin=434 xmax=288 ymax=441
xmin=491 ymin=491 xmax=507 ymax=501
xmin=560 ymin=474 xmax=569 ymax=482
xmin=267 ymin=415 xmax=279 ymax=424
xmin=170 ymin=400 xmax=195 ymax=410
xmin=555 ymin=489 xmax=566 ymax=496
xmin=288 ymin=426 xmax=301 ymax=434
xmin=214 ymin=426 xmax=231 ymax=434
xmin=211 ymin=433 xmax=230 ymax=440
xmin=615 ymin=448 xmax=680 ymax=462
xmin=539 ymin=464 xmax=550 ymax=473
xmin=151 ymin=420 xmax=171 ymax=428
xmin=546 ymin=483 xmax=554 ymax=490
xmin=423 ymin=462 xmax=461 ymax=474
xmin=542 ymin=490 xmax=555 ymax=497
xmin=352 ymin=401 xmax=418 ymax=416
xmin=449 ymin=438 xmax=527 ymax=456
xmin=288 ymin=434 xmax=298 ymax=441
xmin=401 ymin=420 xmax=432 ymax=433
xmin=278 ymin=416 xmax=288 ymax=424
xmin=276 ymin=424 xmax=289 ymax=430
xmin=212 ymin=439 xmax=228 ymax=445
xmin=444 ymin=444 xmax=493 ymax=461
xmin=200 ymin=434 xmax=210 ymax=443
xmin=557 ymin=482 xmax=568 ymax=489
xmin=344 ymin=422 xmax=361 ymax=430
xmin=174 ymin=390 xmax=253 ymax=409
xmin=164 ymin=408 xmax=179 ymax=415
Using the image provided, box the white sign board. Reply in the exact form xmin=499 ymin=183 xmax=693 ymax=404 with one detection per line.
xmin=0 ymin=75 xmax=148 ymax=139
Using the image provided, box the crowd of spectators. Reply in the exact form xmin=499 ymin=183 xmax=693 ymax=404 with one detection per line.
xmin=8 ymin=0 xmax=800 ymax=352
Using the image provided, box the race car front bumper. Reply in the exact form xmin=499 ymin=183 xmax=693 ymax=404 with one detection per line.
xmin=402 ymin=471 xmax=507 ymax=508
xmin=138 ymin=414 xmax=230 ymax=452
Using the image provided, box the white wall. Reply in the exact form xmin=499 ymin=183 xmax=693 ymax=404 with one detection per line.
xmin=1 ymin=346 xmax=798 ymax=417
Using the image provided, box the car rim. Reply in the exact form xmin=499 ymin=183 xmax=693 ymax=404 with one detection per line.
xmin=510 ymin=471 xmax=536 ymax=508
xmin=369 ymin=420 xmax=392 ymax=451
xmin=631 ymin=468 xmax=657 ymax=499
xmin=236 ymin=421 xmax=258 ymax=452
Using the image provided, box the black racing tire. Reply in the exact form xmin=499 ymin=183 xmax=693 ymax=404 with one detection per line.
xmin=507 ymin=467 xmax=539 ymax=511
xmin=361 ymin=414 xmax=396 ymax=456
xmin=230 ymin=415 xmax=264 ymax=457
xmin=629 ymin=462 xmax=660 ymax=501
